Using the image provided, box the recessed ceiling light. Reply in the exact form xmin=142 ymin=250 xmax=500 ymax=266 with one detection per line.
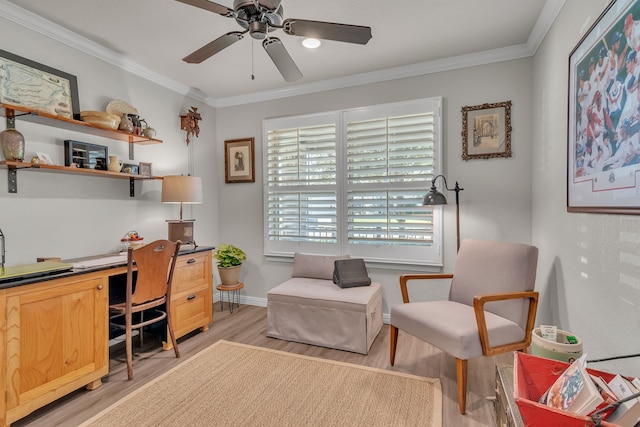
xmin=302 ymin=38 xmax=321 ymax=49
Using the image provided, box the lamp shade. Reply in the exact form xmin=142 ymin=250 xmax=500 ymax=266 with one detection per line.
xmin=422 ymin=188 xmax=448 ymax=206
xmin=161 ymin=175 xmax=203 ymax=204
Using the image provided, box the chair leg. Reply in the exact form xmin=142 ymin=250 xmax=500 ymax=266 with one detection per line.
xmin=390 ymin=325 xmax=398 ymax=366
xmin=456 ymin=358 xmax=468 ymax=414
xmin=139 ymin=311 xmax=144 ymax=348
xmin=125 ymin=313 xmax=134 ymax=381
xmin=166 ymin=317 xmax=180 ymax=359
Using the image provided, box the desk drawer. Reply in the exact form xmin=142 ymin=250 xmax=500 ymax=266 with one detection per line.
xmin=172 ymin=287 xmax=212 ymax=338
xmin=173 ymin=251 xmax=211 ymax=295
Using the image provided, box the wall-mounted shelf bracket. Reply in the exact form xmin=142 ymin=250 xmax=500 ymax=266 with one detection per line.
xmin=8 ymin=169 xmax=17 ymax=193
xmin=129 ymin=178 xmax=135 ymax=197
xmin=5 ymin=112 xmax=33 ymax=129
xmin=129 ymin=143 xmax=135 ymax=160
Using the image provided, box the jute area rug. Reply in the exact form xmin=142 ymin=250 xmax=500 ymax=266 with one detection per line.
xmin=81 ymin=340 xmax=442 ymax=427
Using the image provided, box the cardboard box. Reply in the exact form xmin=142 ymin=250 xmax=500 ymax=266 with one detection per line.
xmin=513 ymin=352 xmax=619 ymax=426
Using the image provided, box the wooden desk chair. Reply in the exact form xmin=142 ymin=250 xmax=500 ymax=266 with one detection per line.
xmin=390 ymin=239 xmax=539 ymax=414
xmin=109 ymin=239 xmax=181 ymax=380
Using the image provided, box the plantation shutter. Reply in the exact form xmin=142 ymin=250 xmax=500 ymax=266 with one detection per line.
xmin=264 ymin=98 xmax=443 ymax=266
xmin=265 ymin=112 xmax=340 ymax=255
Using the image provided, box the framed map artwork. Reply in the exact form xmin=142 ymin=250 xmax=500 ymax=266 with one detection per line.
xmin=0 ymin=49 xmax=80 ymax=120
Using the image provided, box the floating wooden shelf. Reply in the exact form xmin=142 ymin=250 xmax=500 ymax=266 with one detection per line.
xmin=1 ymin=103 xmax=163 ymax=196
xmin=0 ymin=161 xmax=159 ymax=179
xmin=0 ymin=161 xmax=160 ymax=197
xmin=1 ymin=103 xmax=162 ymax=145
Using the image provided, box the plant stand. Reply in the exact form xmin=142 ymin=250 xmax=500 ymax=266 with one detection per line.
xmin=216 ymin=282 xmax=244 ymax=313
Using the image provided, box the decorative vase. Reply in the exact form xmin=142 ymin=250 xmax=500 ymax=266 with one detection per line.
xmin=118 ymin=113 xmax=133 ymax=133
xmin=108 ymin=155 xmax=123 ymax=172
xmin=0 ymin=128 xmax=25 ymax=161
xmin=218 ymin=265 xmax=241 ymax=287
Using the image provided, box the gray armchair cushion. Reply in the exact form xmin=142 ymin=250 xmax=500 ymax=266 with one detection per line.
xmin=390 ymin=300 xmax=526 ymax=360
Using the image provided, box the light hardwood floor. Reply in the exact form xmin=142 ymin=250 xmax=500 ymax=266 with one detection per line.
xmin=14 ymin=304 xmax=511 ymax=426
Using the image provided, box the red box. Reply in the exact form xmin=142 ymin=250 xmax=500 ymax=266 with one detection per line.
xmin=513 ymin=352 xmax=619 ymax=427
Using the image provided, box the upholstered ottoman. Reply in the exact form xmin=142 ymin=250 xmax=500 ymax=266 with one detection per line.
xmin=266 ymin=254 xmax=383 ymax=354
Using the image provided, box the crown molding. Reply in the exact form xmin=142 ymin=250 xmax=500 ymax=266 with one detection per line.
xmin=0 ymin=0 xmax=564 ymax=109
xmin=214 ymin=44 xmax=533 ymax=107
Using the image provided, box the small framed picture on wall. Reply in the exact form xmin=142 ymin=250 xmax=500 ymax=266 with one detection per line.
xmin=461 ymin=101 xmax=512 ymax=160
xmin=224 ymin=137 xmax=255 ymax=183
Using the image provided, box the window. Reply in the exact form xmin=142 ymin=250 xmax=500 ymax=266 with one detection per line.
xmin=264 ymin=97 xmax=443 ymax=266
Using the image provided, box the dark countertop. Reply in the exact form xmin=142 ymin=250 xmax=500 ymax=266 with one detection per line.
xmin=0 ymin=245 xmax=214 ymax=290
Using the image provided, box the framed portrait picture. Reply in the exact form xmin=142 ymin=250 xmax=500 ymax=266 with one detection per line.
xmin=224 ymin=137 xmax=255 ymax=183
xmin=139 ymin=162 xmax=152 ymax=176
xmin=567 ymin=0 xmax=640 ymax=214
xmin=461 ymin=101 xmax=512 ymax=160
xmin=0 ymin=49 xmax=81 ymax=120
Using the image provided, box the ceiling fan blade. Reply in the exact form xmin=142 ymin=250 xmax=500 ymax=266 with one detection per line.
xmin=262 ymin=38 xmax=302 ymax=82
xmin=175 ymin=0 xmax=234 ymax=17
xmin=182 ymin=32 xmax=244 ymax=64
xmin=283 ymin=19 xmax=372 ymax=45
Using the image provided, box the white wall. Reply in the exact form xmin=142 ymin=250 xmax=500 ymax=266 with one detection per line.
xmin=215 ymin=59 xmax=535 ymax=313
xmin=0 ymin=17 xmax=219 ymax=263
xmin=533 ymin=0 xmax=640 ymax=374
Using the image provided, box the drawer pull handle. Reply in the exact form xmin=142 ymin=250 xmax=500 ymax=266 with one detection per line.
xmin=187 ymin=258 xmax=196 ymax=264
xmin=97 ymin=285 xmax=103 ymax=290
xmin=187 ymin=294 xmax=196 ymax=300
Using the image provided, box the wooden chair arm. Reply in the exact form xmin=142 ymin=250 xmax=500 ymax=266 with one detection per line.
xmin=472 ymin=291 xmax=539 ymax=356
xmin=399 ymin=273 xmax=454 ymax=303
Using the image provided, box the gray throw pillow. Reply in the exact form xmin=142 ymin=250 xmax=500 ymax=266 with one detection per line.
xmin=291 ymin=252 xmax=350 ymax=280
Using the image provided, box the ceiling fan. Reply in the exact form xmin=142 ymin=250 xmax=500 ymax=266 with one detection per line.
xmin=176 ymin=0 xmax=372 ymax=82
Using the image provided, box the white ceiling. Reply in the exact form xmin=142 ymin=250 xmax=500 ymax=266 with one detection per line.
xmin=2 ymin=0 xmax=565 ymax=105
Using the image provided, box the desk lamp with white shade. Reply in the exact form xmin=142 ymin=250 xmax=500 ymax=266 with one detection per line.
xmin=161 ymin=175 xmax=203 ymax=246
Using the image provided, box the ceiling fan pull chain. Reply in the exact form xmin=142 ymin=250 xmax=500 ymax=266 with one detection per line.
xmin=251 ymin=39 xmax=255 ymax=80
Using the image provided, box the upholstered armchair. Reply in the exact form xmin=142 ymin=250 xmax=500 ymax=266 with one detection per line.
xmin=389 ymin=239 xmax=539 ymax=414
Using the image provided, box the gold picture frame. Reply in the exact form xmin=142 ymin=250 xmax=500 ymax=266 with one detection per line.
xmin=224 ymin=137 xmax=255 ymax=183
xmin=461 ymin=101 xmax=512 ymax=160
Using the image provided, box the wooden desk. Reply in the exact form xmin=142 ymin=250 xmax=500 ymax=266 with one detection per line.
xmin=0 ymin=247 xmax=213 ymax=427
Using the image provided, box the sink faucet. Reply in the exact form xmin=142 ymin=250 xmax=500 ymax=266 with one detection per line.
xmin=0 ymin=228 xmax=5 ymax=270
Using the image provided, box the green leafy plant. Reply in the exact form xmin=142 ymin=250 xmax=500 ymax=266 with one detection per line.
xmin=213 ymin=243 xmax=247 ymax=267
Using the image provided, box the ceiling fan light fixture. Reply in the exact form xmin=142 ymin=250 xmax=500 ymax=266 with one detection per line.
xmin=249 ymin=21 xmax=268 ymax=39
xmin=302 ymin=38 xmax=321 ymax=49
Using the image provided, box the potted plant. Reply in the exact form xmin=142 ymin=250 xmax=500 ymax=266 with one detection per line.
xmin=213 ymin=243 xmax=246 ymax=287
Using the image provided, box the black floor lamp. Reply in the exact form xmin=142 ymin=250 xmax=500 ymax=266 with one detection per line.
xmin=422 ymin=175 xmax=464 ymax=252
